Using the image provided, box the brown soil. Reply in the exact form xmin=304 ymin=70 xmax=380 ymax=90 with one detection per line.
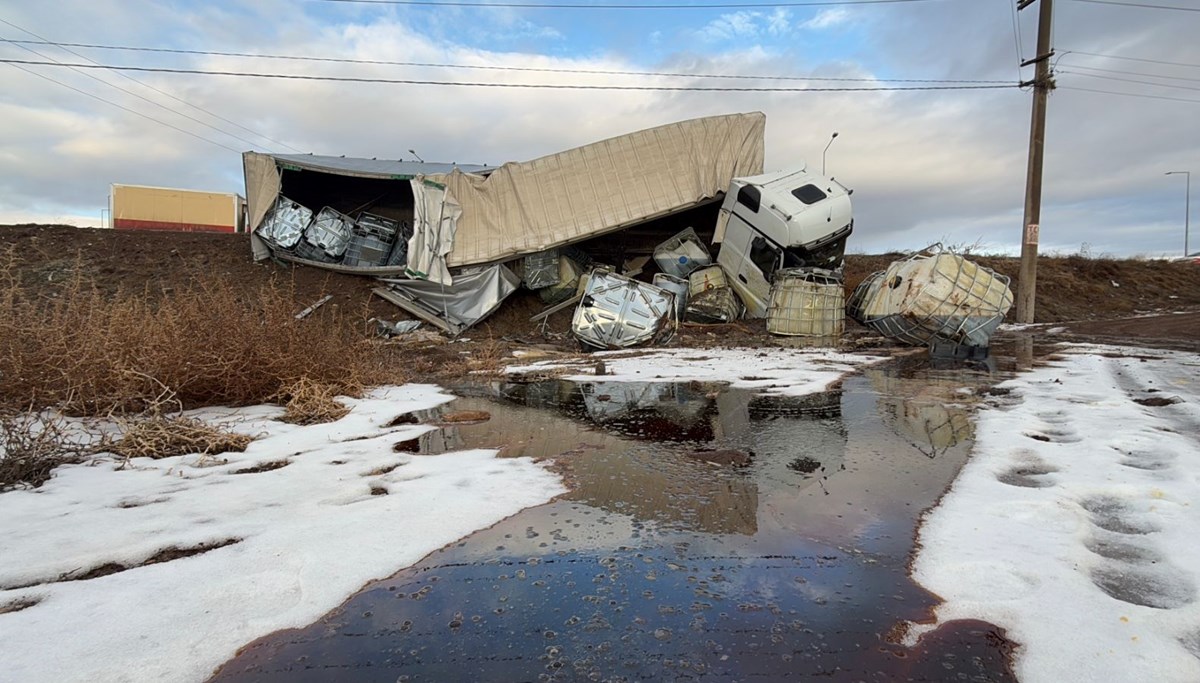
xmin=4 ymin=225 xmax=1199 ymax=357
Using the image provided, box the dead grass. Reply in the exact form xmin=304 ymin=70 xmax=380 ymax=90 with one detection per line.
xmin=109 ymin=415 xmax=253 ymax=462
xmin=0 ymin=409 xmax=98 ymax=491
xmin=274 ymin=377 xmax=352 ymax=425
xmin=0 ymin=247 xmax=398 ymax=415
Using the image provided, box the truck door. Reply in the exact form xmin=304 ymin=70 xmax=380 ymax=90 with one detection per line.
xmin=718 ymin=184 xmax=782 ymax=317
xmin=736 ymin=231 xmax=781 ymax=317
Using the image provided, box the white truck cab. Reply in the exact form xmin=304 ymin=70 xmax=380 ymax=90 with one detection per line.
xmin=714 ymin=166 xmax=853 ymax=318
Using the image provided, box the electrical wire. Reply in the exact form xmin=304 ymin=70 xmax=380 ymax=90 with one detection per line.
xmin=1007 ymin=0 xmax=1024 ymax=72
xmin=1063 ymin=63 xmax=1200 ymax=84
xmin=0 ymin=19 xmax=302 ymax=152
xmin=1059 ymin=69 xmax=1200 ymax=92
xmin=1066 ymin=0 xmax=1200 ymax=11
xmin=1059 ymin=49 xmax=1200 ymax=70
xmin=3 ymin=39 xmax=1012 ymax=84
xmin=2 ymin=61 xmax=242 ymax=151
xmin=0 ymin=58 xmax=1022 ymax=91
xmin=1060 ymin=85 xmax=1200 ymax=104
xmin=0 ymin=39 xmax=281 ymax=152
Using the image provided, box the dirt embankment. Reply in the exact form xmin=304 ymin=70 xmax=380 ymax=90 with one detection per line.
xmin=4 ymin=224 xmax=1199 ymax=348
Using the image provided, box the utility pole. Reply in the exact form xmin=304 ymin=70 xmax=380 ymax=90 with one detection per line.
xmin=1016 ymin=0 xmax=1054 ymax=323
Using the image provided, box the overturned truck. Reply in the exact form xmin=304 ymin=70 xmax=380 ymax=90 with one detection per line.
xmin=244 ymin=112 xmax=863 ymax=343
xmin=245 ymin=113 xmax=766 ymax=279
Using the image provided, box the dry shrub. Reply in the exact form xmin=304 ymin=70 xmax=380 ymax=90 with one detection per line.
xmin=0 ymin=409 xmax=97 ymax=491
xmin=110 ymin=415 xmax=252 ymax=462
xmin=275 ymin=377 xmax=352 ymax=425
xmin=0 ymin=247 xmax=396 ymax=415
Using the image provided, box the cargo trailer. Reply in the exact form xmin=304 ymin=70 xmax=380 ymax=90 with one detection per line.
xmin=110 ymin=184 xmax=246 ymax=234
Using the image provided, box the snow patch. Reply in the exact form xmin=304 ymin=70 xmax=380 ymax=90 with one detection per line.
xmin=910 ymin=346 xmax=1200 ymax=682
xmin=0 ymin=384 xmax=566 ymax=683
xmin=507 ymin=347 xmax=887 ymax=396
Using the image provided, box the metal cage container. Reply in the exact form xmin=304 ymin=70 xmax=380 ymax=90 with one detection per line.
xmin=355 ymin=212 xmax=400 ymax=240
xmin=523 ymin=249 xmax=561 ymax=290
xmin=290 ymin=237 xmax=338 ymax=263
xmin=304 ymin=207 xmax=354 ymax=258
xmin=849 ymin=248 xmax=1013 ymax=348
xmin=343 ymin=233 xmax=393 ymax=267
xmin=653 ymin=227 xmax=712 ymax=278
xmin=571 ymin=270 xmax=676 ymax=349
xmin=257 ymin=196 xmax=311 ymax=248
xmin=766 ymin=268 xmax=845 ymax=338
xmin=685 ymin=286 xmax=743 ymax=324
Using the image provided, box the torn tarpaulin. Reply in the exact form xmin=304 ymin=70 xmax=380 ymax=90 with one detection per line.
xmin=376 ymin=263 xmax=519 ymax=336
xmin=406 ymin=178 xmax=462 ymax=286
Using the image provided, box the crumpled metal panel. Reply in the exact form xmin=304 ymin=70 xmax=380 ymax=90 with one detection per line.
xmin=257 ymin=196 xmax=311 ymax=248
xmin=572 ymin=270 xmax=676 ymax=349
xmin=378 ymin=264 xmax=520 ymax=336
xmin=304 ymin=207 xmax=354 ymax=258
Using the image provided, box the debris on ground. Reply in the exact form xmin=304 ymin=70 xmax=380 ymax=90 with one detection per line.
xmin=847 ymin=246 xmax=1013 ymax=352
xmin=571 ymin=270 xmax=677 ymax=350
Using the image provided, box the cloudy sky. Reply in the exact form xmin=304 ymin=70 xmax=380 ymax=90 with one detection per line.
xmin=1 ymin=0 xmax=1197 ymax=256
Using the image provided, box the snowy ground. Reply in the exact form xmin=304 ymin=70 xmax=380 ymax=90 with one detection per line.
xmin=910 ymin=345 xmax=1200 ymax=682
xmin=0 ymin=385 xmax=566 ymax=683
xmin=507 ymin=346 xmax=888 ymax=395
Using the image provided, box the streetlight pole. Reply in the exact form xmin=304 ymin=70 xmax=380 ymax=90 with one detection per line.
xmin=822 ymin=132 xmax=839 ymax=176
xmin=1165 ymin=171 xmax=1190 ymax=257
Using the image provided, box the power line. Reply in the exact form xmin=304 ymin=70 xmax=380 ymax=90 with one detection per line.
xmin=1064 ymin=63 xmax=1200 ymax=84
xmin=1059 ymin=69 xmax=1200 ymax=92
xmin=0 ymin=39 xmax=276 ymax=151
xmin=311 ymin=0 xmax=937 ymax=8
xmin=0 ymin=58 xmax=1022 ymax=91
xmin=4 ymin=39 xmax=1011 ymax=84
xmin=2 ymin=62 xmax=241 ymax=152
xmin=1060 ymin=49 xmax=1200 ymax=70
xmin=1060 ymin=84 xmax=1200 ymax=104
xmin=1008 ymin=0 xmax=1024 ymax=70
xmin=0 ymin=23 xmax=302 ymax=153
xmin=1066 ymin=0 xmax=1200 ymax=11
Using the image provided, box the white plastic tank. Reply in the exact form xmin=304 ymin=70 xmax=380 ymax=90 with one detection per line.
xmin=653 ymin=273 xmax=689 ymax=319
xmin=688 ymin=265 xmax=728 ymax=297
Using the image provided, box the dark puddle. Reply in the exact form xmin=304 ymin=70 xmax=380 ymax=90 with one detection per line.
xmin=213 ymin=350 xmax=1031 ymax=682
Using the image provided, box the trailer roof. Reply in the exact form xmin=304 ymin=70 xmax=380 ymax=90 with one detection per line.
xmin=270 ymin=154 xmax=493 ymax=180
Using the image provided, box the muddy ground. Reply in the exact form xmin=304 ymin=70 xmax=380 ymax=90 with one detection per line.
xmin=4 ymin=224 xmax=1198 ymax=356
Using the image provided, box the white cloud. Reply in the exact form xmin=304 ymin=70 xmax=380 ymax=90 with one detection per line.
xmin=0 ymin=1 xmax=1197 ymax=256
xmin=694 ymin=11 xmax=770 ymax=43
xmin=800 ymin=8 xmax=850 ymax=30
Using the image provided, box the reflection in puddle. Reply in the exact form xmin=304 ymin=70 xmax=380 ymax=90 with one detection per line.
xmin=212 ymin=359 xmax=1019 ymax=682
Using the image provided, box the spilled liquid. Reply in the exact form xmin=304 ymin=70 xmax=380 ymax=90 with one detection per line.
xmin=212 ymin=353 xmax=1024 ymax=682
